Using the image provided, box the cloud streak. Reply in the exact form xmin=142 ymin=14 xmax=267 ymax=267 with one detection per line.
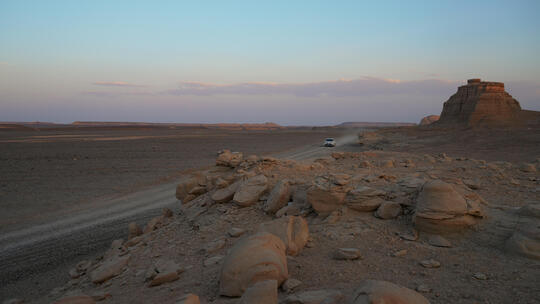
xmin=166 ymin=77 xmax=461 ymax=97
xmin=93 ymin=81 xmax=147 ymax=88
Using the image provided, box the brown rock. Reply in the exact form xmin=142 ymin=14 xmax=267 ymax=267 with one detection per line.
xmin=264 ymin=180 xmax=291 ymax=214
xmin=351 ymin=280 xmax=429 ymax=304
xmin=436 ymin=79 xmax=522 ymax=126
xmin=257 ymin=216 xmax=309 ymax=256
xmin=219 ymin=233 xmax=288 ymax=297
xmin=176 ymin=294 xmax=200 ymax=304
xmin=345 ymin=186 xmax=386 ymax=212
xmin=375 ymin=201 xmax=401 ymax=219
xmin=217 ymin=150 xmax=243 ymax=167
xmin=419 ymin=115 xmax=440 ymax=125
xmin=239 ymin=280 xmax=278 ymax=304
xmin=90 ymin=255 xmax=130 ymax=284
xmin=175 ymin=174 xmax=204 ymax=202
xmin=334 ymin=248 xmax=362 ymax=260
xmin=127 ymin=222 xmax=142 ymax=240
xmin=307 ymin=176 xmax=348 ymax=214
xmin=414 ymin=180 xmax=481 ymax=233
xmin=212 ymin=180 xmax=240 ymax=203
xmin=233 ymin=175 xmax=268 ymax=207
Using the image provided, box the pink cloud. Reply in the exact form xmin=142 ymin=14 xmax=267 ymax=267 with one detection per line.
xmin=93 ymin=81 xmax=147 ymax=88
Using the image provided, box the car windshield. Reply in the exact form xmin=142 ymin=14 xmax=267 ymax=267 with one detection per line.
xmin=325 ymin=138 xmax=334 ymax=141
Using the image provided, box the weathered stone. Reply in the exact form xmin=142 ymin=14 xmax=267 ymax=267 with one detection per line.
xmin=175 ymin=174 xmax=204 ymax=201
xmin=212 ymin=180 xmax=240 ymax=203
xmin=239 ymin=280 xmax=278 ymax=304
xmin=219 ymin=233 xmax=288 ymax=297
xmin=375 ymin=201 xmax=401 ymax=219
xmin=334 ymin=248 xmax=362 ymax=260
xmin=217 ymin=150 xmax=243 ymax=167
xmin=204 ymin=255 xmax=224 ymax=267
xmin=351 ymin=280 xmax=429 ymax=304
xmin=204 ymin=238 xmax=226 ymax=253
xmin=419 ymin=259 xmax=440 ymax=268
xmin=127 ymin=222 xmax=142 ymax=240
xmin=90 ymin=255 xmax=130 ymax=284
xmin=427 ymin=235 xmax=452 ymax=248
xmin=414 ymin=180 xmax=481 ymax=233
xmin=257 ymin=216 xmax=309 ymax=256
xmin=306 ymin=176 xmax=348 ymax=215
xmin=345 ymin=186 xmax=386 ymax=212
xmin=228 ymin=227 xmax=247 ymax=237
xmin=419 ymin=115 xmax=440 ymax=125
xmin=264 ymin=180 xmax=291 ymax=214
xmin=233 ymin=175 xmax=268 ymax=207
xmin=176 ymin=294 xmax=200 ymax=304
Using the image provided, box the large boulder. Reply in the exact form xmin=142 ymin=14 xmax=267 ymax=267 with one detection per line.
xmin=233 ymin=175 xmax=268 ymax=207
xmin=211 ymin=180 xmax=241 ymax=203
xmin=256 ymin=216 xmax=309 ymax=256
xmin=219 ymin=233 xmax=288 ymax=297
xmin=351 ymin=280 xmax=430 ymax=304
xmin=307 ymin=176 xmax=349 ymax=215
xmin=264 ymin=180 xmax=291 ymax=214
xmin=414 ymin=180 xmax=483 ymax=233
xmin=175 ymin=173 xmax=204 ymax=202
xmin=506 ymin=203 xmax=540 ymax=260
xmin=345 ymin=186 xmax=386 ymax=212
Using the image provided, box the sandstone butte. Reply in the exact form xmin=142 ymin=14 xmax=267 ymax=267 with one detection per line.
xmin=434 ymin=78 xmax=540 ymax=127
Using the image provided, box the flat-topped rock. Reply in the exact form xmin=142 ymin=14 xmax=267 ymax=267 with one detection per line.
xmin=436 ymin=78 xmax=522 ymax=126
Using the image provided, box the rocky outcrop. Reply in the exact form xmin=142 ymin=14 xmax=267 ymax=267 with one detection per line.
xmin=256 ymin=216 xmax=309 ymax=256
xmin=436 ymin=79 xmax=522 ymax=126
xmin=419 ymin=115 xmax=440 ymax=125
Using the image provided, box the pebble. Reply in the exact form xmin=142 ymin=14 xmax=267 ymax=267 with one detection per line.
xmin=420 ymin=259 xmax=441 ymax=268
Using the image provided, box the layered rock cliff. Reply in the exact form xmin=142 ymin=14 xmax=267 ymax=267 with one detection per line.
xmin=436 ymin=79 xmax=522 ymax=126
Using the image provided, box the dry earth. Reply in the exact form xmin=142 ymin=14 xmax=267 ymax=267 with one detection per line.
xmin=6 ymin=126 xmax=537 ymax=304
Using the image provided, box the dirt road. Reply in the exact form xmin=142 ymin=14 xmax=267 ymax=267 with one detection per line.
xmin=0 ymin=134 xmax=357 ymax=303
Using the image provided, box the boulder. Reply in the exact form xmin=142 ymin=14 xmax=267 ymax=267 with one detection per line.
xmin=233 ymin=175 xmax=268 ymax=207
xmin=264 ymin=180 xmax=291 ymax=214
xmin=239 ymin=280 xmax=278 ymax=304
xmin=414 ymin=180 xmax=482 ymax=233
xmin=175 ymin=173 xmax=204 ymax=202
xmin=506 ymin=203 xmax=540 ymax=260
xmin=351 ymin=280 xmax=429 ymax=304
xmin=176 ymin=294 xmax=200 ymax=304
xmin=375 ymin=201 xmax=401 ymax=219
xmin=307 ymin=176 xmax=348 ymax=215
xmin=419 ymin=115 xmax=440 ymax=125
xmin=345 ymin=186 xmax=386 ymax=212
xmin=127 ymin=222 xmax=142 ymax=240
xmin=217 ymin=150 xmax=243 ymax=167
xmin=90 ymin=254 xmax=130 ymax=284
xmin=212 ymin=180 xmax=241 ymax=203
xmin=220 ymin=233 xmax=288 ymax=297
xmin=256 ymin=216 xmax=309 ymax=256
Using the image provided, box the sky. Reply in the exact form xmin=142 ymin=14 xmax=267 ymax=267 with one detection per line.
xmin=1 ymin=0 xmax=539 ymax=125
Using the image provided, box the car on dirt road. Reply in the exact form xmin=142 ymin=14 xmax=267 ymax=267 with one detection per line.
xmin=324 ymin=138 xmax=336 ymax=147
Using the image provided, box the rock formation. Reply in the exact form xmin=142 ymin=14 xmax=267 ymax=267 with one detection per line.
xmin=419 ymin=115 xmax=440 ymax=125
xmin=436 ymin=79 xmax=522 ymax=126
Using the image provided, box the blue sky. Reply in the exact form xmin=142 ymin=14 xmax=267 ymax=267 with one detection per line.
xmin=1 ymin=0 xmax=539 ymax=124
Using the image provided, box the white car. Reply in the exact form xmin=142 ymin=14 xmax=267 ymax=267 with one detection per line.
xmin=324 ymin=138 xmax=336 ymax=147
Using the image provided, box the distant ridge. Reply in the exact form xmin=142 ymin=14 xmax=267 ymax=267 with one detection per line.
xmin=336 ymin=122 xmax=416 ymax=128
